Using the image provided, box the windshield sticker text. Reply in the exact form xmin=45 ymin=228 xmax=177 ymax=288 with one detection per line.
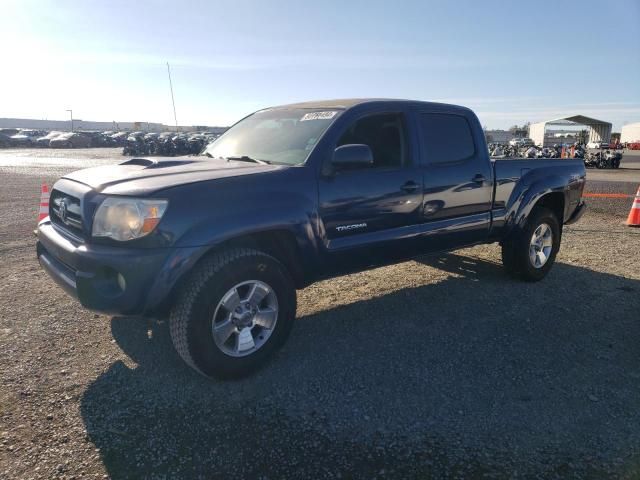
xmin=300 ymin=111 xmax=338 ymax=122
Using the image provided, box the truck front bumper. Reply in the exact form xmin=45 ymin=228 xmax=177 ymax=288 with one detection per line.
xmin=36 ymin=221 xmax=195 ymax=316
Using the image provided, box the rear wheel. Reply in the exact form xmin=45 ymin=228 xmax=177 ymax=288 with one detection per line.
xmin=501 ymin=206 xmax=561 ymax=282
xmin=170 ymin=248 xmax=296 ymax=379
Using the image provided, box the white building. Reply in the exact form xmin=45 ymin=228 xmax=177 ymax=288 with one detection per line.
xmin=621 ymin=122 xmax=640 ymax=143
xmin=529 ymin=115 xmax=611 ymax=147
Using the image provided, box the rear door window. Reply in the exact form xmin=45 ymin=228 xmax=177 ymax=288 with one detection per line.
xmin=419 ymin=113 xmax=475 ymax=164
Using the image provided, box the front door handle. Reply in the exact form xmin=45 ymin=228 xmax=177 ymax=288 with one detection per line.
xmin=472 ymin=174 xmax=486 ymax=183
xmin=401 ymin=181 xmax=420 ymax=193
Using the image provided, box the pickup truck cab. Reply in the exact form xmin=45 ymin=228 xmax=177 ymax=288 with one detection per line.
xmin=37 ymin=99 xmax=586 ymax=378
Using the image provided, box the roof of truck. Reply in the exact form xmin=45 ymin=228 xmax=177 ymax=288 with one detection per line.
xmin=272 ymin=98 xmax=469 ymax=111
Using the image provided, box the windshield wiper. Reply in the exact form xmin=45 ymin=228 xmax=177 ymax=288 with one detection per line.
xmin=202 ymin=151 xmax=213 ymax=158
xmin=226 ymin=155 xmax=270 ymax=165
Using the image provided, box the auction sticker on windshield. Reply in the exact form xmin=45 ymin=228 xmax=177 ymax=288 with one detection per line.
xmin=300 ymin=111 xmax=338 ymax=121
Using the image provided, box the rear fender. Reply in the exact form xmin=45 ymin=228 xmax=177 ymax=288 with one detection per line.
xmin=503 ymin=172 xmax=568 ymax=239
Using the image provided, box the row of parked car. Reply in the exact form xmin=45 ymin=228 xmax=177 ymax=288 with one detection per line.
xmin=122 ymin=131 xmax=220 ymax=156
xmin=0 ymin=128 xmax=107 ymax=148
xmin=0 ymin=128 xmax=220 ymax=155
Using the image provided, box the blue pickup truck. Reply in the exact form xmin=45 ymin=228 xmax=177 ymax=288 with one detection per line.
xmin=37 ymin=99 xmax=586 ymax=378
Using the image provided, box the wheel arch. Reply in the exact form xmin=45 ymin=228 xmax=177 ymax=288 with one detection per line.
xmin=534 ymin=192 xmax=565 ymax=226
xmin=150 ymin=228 xmax=309 ymax=316
xmin=205 ymin=228 xmax=308 ymax=288
xmin=502 ymin=180 xmax=568 ymax=242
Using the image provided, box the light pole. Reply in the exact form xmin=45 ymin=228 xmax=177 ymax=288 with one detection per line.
xmin=65 ymin=109 xmax=73 ymax=132
xmin=166 ymin=63 xmax=178 ymax=132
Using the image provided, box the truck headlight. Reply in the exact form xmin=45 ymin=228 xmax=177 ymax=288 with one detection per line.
xmin=92 ymin=197 xmax=168 ymax=241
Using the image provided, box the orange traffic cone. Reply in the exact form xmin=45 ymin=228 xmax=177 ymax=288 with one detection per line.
xmin=626 ymin=185 xmax=640 ymax=227
xmin=38 ymin=183 xmax=49 ymax=222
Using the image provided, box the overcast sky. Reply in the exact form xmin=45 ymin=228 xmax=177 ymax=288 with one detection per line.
xmin=2 ymin=0 xmax=639 ymax=130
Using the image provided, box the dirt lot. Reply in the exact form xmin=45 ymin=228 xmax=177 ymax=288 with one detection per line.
xmin=1 ymin=149 xmax=640 ymax=479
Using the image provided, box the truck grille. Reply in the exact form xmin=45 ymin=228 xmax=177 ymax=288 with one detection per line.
xmin=50 ymin=189 xmax=84 ymax=238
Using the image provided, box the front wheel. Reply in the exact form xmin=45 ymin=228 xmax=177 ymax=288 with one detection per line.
xmin=170 ymin=248 xmax=297 ymax=379
xmin=501 ymin=206 xmax=561 ymax=282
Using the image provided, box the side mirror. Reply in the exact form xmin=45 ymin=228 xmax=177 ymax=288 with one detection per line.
xmin=332 ymin=144 xmax=374 ymax=169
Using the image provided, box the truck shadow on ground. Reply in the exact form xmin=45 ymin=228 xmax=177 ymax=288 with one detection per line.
xmin=80 ymin=253 xmax=640 ymax=479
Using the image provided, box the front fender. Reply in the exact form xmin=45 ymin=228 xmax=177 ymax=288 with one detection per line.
xmin=174 ymin=190 xmax=319 ymax=254
xmin=143 ymin=245 xmax=205 ymax=313
xmin=143 ymin=170 xmax=322 ymax=308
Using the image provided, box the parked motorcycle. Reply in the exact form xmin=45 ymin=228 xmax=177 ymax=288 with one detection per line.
xmin=584 ymin=149 xmax=622 ymax=169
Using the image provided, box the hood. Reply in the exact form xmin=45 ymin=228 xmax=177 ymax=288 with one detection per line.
xmin=63 ymin=156 xmax=284 ymax=195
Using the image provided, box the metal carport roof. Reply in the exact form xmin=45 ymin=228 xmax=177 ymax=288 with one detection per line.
xmin=529 ymin=115 xmax=612 ymax=146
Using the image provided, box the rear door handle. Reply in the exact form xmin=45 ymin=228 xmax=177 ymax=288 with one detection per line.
xmin=472 ymin=174 xmax=486 ymax=183
xmin=401 ymin=181 xmax=420 ymax=193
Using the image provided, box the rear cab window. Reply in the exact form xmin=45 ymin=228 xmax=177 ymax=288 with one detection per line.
xmin=418 ymin=113 xmax=476 ymax=164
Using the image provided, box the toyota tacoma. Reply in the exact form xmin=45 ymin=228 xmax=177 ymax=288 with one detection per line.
xmin=36 ymin=99 xmax=587 ymax=378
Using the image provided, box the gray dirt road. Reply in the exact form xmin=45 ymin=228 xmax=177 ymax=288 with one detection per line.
xmin=1 ymin=149 xmax=640 ymax=479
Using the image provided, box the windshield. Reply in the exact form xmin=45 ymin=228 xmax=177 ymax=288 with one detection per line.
xmin=202 ymin=108 xmax=342 ymax=165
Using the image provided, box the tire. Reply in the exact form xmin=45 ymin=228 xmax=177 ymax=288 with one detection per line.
xmin=170 ymin=248 xmax=297 ymax=379
xmin=501 ymin=206 xmax=561 ymax=282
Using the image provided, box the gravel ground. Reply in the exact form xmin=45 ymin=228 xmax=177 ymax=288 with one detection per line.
xmin=1 ymin=149 xmax=640 ymax=479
